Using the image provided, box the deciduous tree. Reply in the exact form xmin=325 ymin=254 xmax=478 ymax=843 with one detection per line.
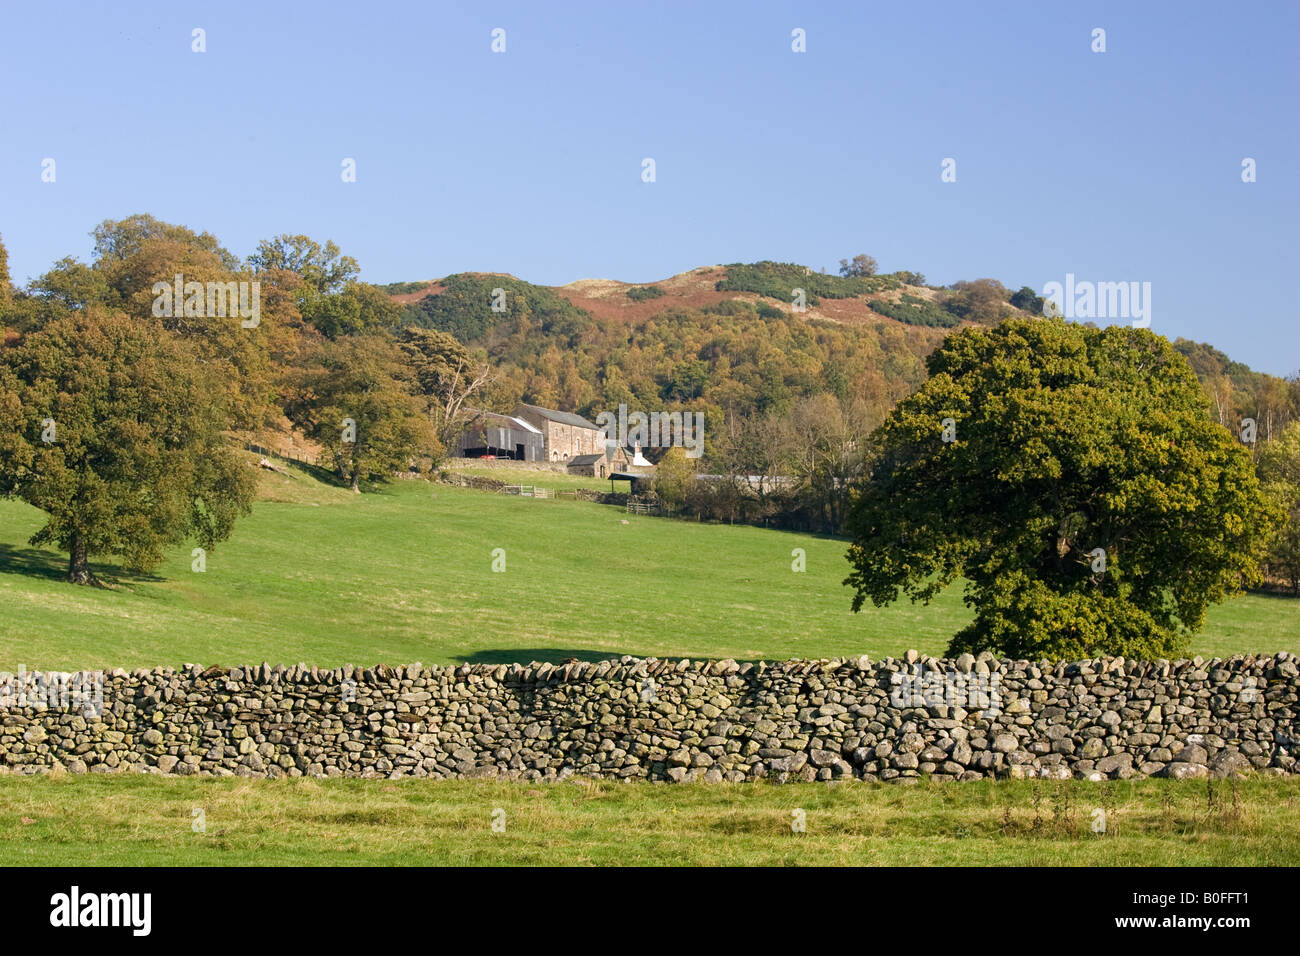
xmin=839 ymin=254 xmax=878 ymax=278
xmin=0 ymin=310 xmax=254 ymax=584
xmin=397 ymin=327 xmax=494 ymax=464
xmin=248 ymin=235 xmax=358 ymax=296
xmin=652 ymin=446 xmax=698 ymax=514
xmin=844 ymin=319 xmax=1277 ymax=659
xmin=945 ymin=279 xmax=1010 ymax=325
xmin=285 ymin=334 xmax=431 ymax=492
xmin=1258 ymin=421 xmax=1300 ymax=591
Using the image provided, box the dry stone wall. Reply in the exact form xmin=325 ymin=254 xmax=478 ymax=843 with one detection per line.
xmin=1 ymin=653 xmax=1297 ymax=782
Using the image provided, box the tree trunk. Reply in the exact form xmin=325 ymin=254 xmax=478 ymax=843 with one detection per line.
xmin=67 ymin=534 xmax=97 ymax=586
xmin=350 ymin=470 xmax=361 ymax=494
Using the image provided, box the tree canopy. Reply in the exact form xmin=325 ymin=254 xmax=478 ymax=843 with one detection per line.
xmin=248 ymin=234 xmax=358 ymax=296
xmin=843 ymin=318 xmax=1278 ymax=659
xmin=92 ymin=214 xmax=240 ymax=272
xmin=284 ymin=334 xmax=432 ymax=492
xmin=839 ymin=254 xmax=878 ymax=278
xmin=1258 ymin=420 xmax=1300 ymax=591
xmin=0 ymin=310 xmax=254 ymax=583
xmin=0 ymin=232 xmax=10 ymax=305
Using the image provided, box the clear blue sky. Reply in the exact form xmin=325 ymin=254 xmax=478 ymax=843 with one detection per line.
xmin=1 ymin=1 xmax=1295 ymax=374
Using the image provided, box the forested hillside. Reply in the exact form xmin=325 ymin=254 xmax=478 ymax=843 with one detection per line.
xmin=398 ymin=270 xmax=944 ymax=445
xmin=394 ymin=265 xmax=1299 ymax=463
xmin=2 ymin=217 xmax=1297 ymax=586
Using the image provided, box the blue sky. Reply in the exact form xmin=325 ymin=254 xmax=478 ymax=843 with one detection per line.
xmin=1 ymin=0 xmax=1295 ymax=374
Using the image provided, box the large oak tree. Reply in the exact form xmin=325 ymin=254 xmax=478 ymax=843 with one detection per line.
xmin=843 ymin=318 xmax=1277 ymax=660
xmin=0 ymin=310 xmax=254 ymax=584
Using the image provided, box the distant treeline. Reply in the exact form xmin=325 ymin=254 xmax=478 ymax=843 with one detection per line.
xmin=2 ymin=220 xmax=1296 ymax=587
xmin=399 ymin=270 xmax=1299 ymax=461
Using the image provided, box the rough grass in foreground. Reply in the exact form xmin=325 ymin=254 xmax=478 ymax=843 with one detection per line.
xmin=0 ymin=775 xmax=1295 ymax=866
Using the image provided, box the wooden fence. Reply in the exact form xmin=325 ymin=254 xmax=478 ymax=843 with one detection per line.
xmin=244 ymin=443 xmax=320 ymax=467
xmin=503 ymin=485 xmax=551 ymax=499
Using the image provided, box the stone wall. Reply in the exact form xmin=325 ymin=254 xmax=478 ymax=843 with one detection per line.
xmin=444 ymin=457 xmax=571 ymax=475
xmin=436 ymin=472 xmax=508 ymax=492
xmin=574 ymin=488 xmax=627 ymax=505
xmin=1 ymin=653 xmax=1296 ymax=782
xmin=436 ymin=472 xmax=625 ymax=504
xmin=540 ymin=421 xmax=603 ymax=459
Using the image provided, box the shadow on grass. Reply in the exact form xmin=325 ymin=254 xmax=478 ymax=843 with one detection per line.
xmin=452 ymin=648 xmax=773 ymax=667
xmin=591 ymin=503 xmax=852 ymax=541
xmin=288 ymin=459 xmax=347 ymax=487
xmin=282 ymin=457 xmax=423 ymax=497
xmin=1245 ymin=588 xmax=1300 ymax=603
xmin=0 ymin=543 xmax=163 ymax=587
xmin=453 ymin=648 xmax=623 ymax=666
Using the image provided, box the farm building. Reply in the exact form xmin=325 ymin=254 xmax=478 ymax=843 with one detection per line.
xmin=512 ymin=403 xmax=606 ymax=462
xmin=567 ymin=445 xmax=630 ymax=479
xmin=452 ymin=411 xmax=545 ymax=461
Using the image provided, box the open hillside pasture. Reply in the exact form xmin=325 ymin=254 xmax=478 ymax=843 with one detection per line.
xmin=1 ymin=460 xmax=1298 ymax=869
xmin=0 ymin=460 xmax=1295 ymax=672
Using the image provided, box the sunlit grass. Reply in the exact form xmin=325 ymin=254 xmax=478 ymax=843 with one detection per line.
xmin=0 ymin=774 xmax=1294 ymax=866
xmin=0 ymin=459 xmax=1295 ymax=672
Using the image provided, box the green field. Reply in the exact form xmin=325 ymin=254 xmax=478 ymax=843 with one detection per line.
xmin=1 ymin=460 xmax=1296 ymax=671
xmin=2 ymin=459 xmax=1298 ymax=868
xmin=0 ymin=775 xmax=1295 ymax=866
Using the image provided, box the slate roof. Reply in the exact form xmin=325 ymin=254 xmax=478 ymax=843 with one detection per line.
xmin=515 ymin=403 xmax=602 ymax=431
xmin=568 ymin=453 xmax=605 ymax=466
xmin=466 ymin=410 xmax=542 ymax=434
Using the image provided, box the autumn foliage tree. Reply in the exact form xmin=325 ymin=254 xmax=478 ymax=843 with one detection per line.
xmin=285 ymin=334 xmax=432 ymax=492
xmin=839 ymin=254 xmax=878 ymax=278
xmin=34 ymin=215 xmax=276 ymax=431
xmin=1258 ymin=421 xmax=1300 ymax=591
xmin=844 ymin=319 xmax=1277 ymax=660
xmin=945 ymin=278 xmax=1010 ymax=325
xmin=651 ymin=446 xmax=698 ymax=514
xmin=397 ymin=327 xmax=494 ymax=464
xmin=0 ymin=310 xmax=255 ymax=584
xmin=247 ymin=234 xmax=358 ymax=296
xmin=0 ymin=231 xmax=10 ymax=306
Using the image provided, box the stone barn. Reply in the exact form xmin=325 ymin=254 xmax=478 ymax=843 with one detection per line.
xmin=512 ymin=403 xmax=605 ymax=462
xmin=567 ymin=446 xmax=630 ymax=479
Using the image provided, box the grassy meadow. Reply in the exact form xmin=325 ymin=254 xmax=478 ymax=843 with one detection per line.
xmin=0 ymin=774 xmax=1295 ymax=866
xmin=1 ymin=458 xmax=1298 ymax=867
xmin=0 ymin=458 xmax=1296 ymax=672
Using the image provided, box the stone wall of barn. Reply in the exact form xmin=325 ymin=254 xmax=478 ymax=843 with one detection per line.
xmin=533 ymin=421 xmax=603 ymax=460
xmin=0 ymin=653 xmax=1295 ymax=782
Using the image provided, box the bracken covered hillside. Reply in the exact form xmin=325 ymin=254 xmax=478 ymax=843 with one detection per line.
xmin=387 ymin=262 xmax=1298 ymax=456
